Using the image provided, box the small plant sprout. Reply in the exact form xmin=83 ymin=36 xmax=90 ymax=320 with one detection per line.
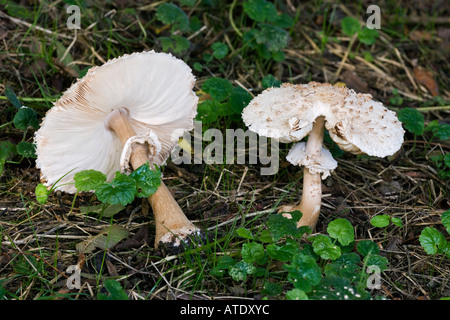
xmin=242 ymin=82 xmax=404 ymax=230
xmin=34 ymin=51 xmax=201 ymax=252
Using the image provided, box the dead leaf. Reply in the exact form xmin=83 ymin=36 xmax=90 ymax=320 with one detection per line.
xmin=413 ymin=66 xmax=439 ymax=96
xmin=106 ymin=260 xmax=118 ymax=276
xmin=76 ymin=225 xmax=130 ymax=253
xmin=409 ymin=30 xmax=433 ymax=41
xmin=341 ymin=70 xmax=371 ymax=94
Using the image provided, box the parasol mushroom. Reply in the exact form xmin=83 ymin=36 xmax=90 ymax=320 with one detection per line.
xmin=35 ymin=51 xmax=201 ymax=250
xmin=242 ymin=81 xmax=404 ymax=230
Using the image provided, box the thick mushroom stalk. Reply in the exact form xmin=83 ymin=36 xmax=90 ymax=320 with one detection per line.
xmin=107 ymin=108 xmax=199 ymax=249
xmin=279 ymin=116 xmax=326 ymax=230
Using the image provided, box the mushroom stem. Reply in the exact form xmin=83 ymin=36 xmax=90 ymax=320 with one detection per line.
xmin=287 ymin=116 xmax=325 ymax=230
xmin=106 ymin=109 xmax=198 ymax=249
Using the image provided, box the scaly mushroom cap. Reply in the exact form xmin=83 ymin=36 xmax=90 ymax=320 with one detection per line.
xmin=35 ymin=51 xmax=198 ymax=193
xmin=242 ymin=82 xmax=404 ymax=157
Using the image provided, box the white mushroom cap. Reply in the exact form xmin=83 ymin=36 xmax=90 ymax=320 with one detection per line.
xmin=242 ymin=82 xmax=404 ymax=157
xmin=286 ymin=142 xmax=337 ymax=179
xmin=35 ymin=51 xmax=198 ymax=193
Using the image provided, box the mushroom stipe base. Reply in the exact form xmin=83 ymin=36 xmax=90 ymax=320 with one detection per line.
xmin=157 ymin=229 xmax=209 ymax=255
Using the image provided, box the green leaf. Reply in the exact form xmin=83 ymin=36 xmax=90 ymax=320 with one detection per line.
xmin=324 ymin=253 xmax=361 ymax=282
xmin=229 ymin=86 xmax=252 ymax=114
xmin=364 ymin=254 xmax=389 ymax=272
xmin=98 ymin=279 xmax=129 ymax=300
xmin=193 ymin=62 xmax=203 ymax=72
xmin=211 ymin=42 xmax=229 ymax=59
xmin=440 ymin=242 xmax=450 ymax=259
xmin=425 ymin=120 xmax=450 ymax=141
xmin=390 ymin=217 xmax=403 ymax=228
xmin=13 ymin=107 xmax=39 ymax=130
xmin=254 ymin=23 xmax=289 ymax=52
xmin=286 ymin=288 xmax=308 ymax=300
xmin=398 ymin=107 xmax=425 ymax=135
xmin=271 ymin=13 xmax=294 ymax=28
xmin=211 ymin=255 xmax=236 ymax=277
xmin=195 ymin=100 xmax=220 ymax=124
xmin=255 ymin=230 xmax=272 ymax=244
xmin=96 ymin=172 xmax=136 ymax=205
xmin=173 ymin=35 xmax=190 ymax=53
xmin=370 ymin=215 xmax=390 ymax=228
xmin=261 ymin=74 xmax=281 ymax=89
xmin=202 ymin=77 xmax=233 ymax=101
xmin=0 ymin=141 xmax=17 ymax=161
xmin=0 ymin=141 xmax=17 ymax=175
xmin=74 ymin=170 xmax=107 ymax=192
xmin=419 ymin=227 xmax=446 ymax=255
xmin=243 ymin=0 xmax=278 ymax=22
xmin=129 ymin=163 xmax=161 ymax=198
xmin=283 ymin=253 xmax=322 ymax=292
xmin=241 ymin=242 xmax=265 ymax=264
xmin=236 ymin=227 xmax=254 ymax=240
xmin=229 ymin=261 xmax=256 ymax=281
xmin=266 ymin=240 xmax=299 ymax=262
xmin=442 ymin=210 xmax=450 ymax=234
xmin=311 ymin=234 xmax=341 ymax=260
xmin=158 ymin=36 xmax=190 ymax=53
xmin=159 ymin=36 xmax=174 ymax=52
xmin=216 ymin=255 xmax=236 ymax=270
xmin=327 ymin=218 xmax=354 ymax=246
xmin=341 ymin=17 xmax=360 ymax=36
xmin=262 ymin=281 xmax=282 ymax=296
xmin=156 ymin=3 xmax=189 ymax=31
xmin=35 ymin=183 xmax=50 ymax=204
xmin=16 ymin=141 xmax=36 ymax=158
xmin=5 ymin=86 xmax=22 ymax=110
xmin=357 ymin=27 xmax=379 ymax=45
xmin=3 ymin=0 xmax=32 ymax=20
xmin=356 ymin=240 xmax=379 ymax=256
xmin=267 ymin=211 xmax=310 ymax=241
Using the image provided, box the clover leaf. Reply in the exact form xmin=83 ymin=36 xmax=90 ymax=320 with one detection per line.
xmin=312 ymin=234 xmax=341 ymax=260
xmin=201 ymin=77 xmax=233 ymax=101
xmin=13 ymin=107 xmax=39 ymax=130
xmin=341 ymin=16 xmax=360 ymax=36
xmin=16 ymin=141 xmax=36 ymax=158
xmin=442 ymin=210 xmax=450 ymax=234
xmin=229 ymin=261 xmax=256 ymax=282
xmin=267 ymin=211 xmax=310 ymax=241
xmin=35 ymin=183 xmax=50 ymax=204
xmin=398 ymin=107 xmax=425 ymax=135
xmin=74 ymin=169 xmax=107 ymax=192
xmin=243 ymin=0 xmax=277 ymax=23
xmin=211 ymin=42 xmax=229 ymax=59
xmin=327 ymin=218 xmax=354 ymax=246
xmin=96 ymin=172 xmax=136 ymax=205
xmin=129 ymin=163 xmax=161 ymax=198
xmin=156 ymin=3 xmax=189 ymax=32
xmin=283 ymin=253 xmax=322 ymax=292
xmin=419 ymin=227 xmax=447 ymax=255
xmin=241 ymin=242 xmax=265 ymax=264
